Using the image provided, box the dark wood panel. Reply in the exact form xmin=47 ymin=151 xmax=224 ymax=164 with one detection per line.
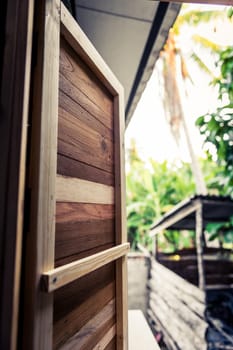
xmin=55 ymin=202 xmax=115 ymax=262
xmin=58 ymin=105 xmax=114 ymax=173
xmin=60 ymin=38 xmax=113 ymax=129
xmin=105 ymin=337 xmax=116 ymax=350
xmin=55 ymin=220 xmax=115 ymax=260
xmin=55 ymin=243 xmax=114 ymax=267
xmin=59 ymin=89 xmax=113 ymax=142
xmin=56 ymin=201 xmax=114 ymax=223
xmin=53 ymin=279 xmax=115 ymax=349
xmin=57 ymin=154 xmax=114 ymax=186
xmin=54 ymin=263 xmax=115 ymax=321
xmin=62 ymin=300 xmax=115 ymax=350
xmin=55 ymin=220 xmax=114 ymax=261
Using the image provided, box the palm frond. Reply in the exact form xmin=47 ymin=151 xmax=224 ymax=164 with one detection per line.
xmin=192 ymin=34 xmax=222 ymax=52
xmin=190 ymin=52 xmax=215 ymax=78
xmin=174 ymin=9 xmax=226 ymax=34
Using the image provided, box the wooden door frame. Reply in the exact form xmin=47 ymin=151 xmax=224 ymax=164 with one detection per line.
xmin=23 ymin=2 xmax=128 ymax=349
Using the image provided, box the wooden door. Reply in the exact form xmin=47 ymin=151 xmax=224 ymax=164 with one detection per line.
xmin=23 ymin=1 xmax=129 ymax=349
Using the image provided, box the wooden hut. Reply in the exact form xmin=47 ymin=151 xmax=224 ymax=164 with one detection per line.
xmin=148 ymin=195 xmax=233 ymax=350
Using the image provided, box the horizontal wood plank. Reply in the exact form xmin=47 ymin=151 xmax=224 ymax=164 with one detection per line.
xmin=60 ymin=300 xmax=115 ymax=350
xmin=55 ymin=202 xmax=115 ymax=262
xmin=151 ymin=260 xmax=205 ymax=302
xmin=60 ymin=4 xmax=123 ymax=96
xmin=43 ymin=243 xmax=129 ymax=292
xmin=55 ymin=220 xmax=115 ymax=261
xmin=57 ymin=153 xmax=114 ymax=186
xmin=58 ymin=106 xmax=114 ymax=173
xmin=60 ymin=38 xmax=113 ymax=124
xmin=93 ymin=325 xmax=116 ymax=350
xmin=54 ymin=263 xmax=115 ymax=322
xmin=104 ymin=337 xmax=116 ymax=350
xmin=56 ymin=175 xmax=114 ymax=204
xmin=54 ymin=282 xmax=115 ymax=349
xmin=55 ymin=243 xmax=114 ymax=267
xmin=150 ymin=297 xmax=204 ymax=350
xmin=56 ymin=202 xmax=114 ymax=223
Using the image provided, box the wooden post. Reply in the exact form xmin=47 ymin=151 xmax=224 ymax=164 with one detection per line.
xmin=0 ymin=1 xmax=34 ymax=349
xmin=114 ymin=92 xmax=128 ymax=350
xmin=195 ymin=204 xmax=206 ymax=291
xmin=22 ymin=1 xmax=60 ymax=349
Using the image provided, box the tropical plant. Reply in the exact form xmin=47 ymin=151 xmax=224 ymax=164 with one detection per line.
xmin=196 ymin=46 xmax=233 ymax=197
xmin=126 ymin=142 xmax=196 ymax=250
xmin=156 ymin=5 xmax=231 ymax=195
xmin=195 ymin=45 xmax=233 ymax=248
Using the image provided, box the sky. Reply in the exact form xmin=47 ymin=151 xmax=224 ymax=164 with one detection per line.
xmin=125 ymin=4 xmax=233 ymax=165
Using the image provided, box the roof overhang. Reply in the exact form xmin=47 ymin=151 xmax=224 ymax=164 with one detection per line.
xmin=150 ymin=195 xmax=233 ymax=236
xmin=73 ymin=0 xmax=181 ymax=126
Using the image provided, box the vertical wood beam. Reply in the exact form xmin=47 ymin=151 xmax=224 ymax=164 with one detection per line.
xmin=114 ymin=91 xmax=128 ymax=350
xmin=23 ymin=1 xmax=60 ymax=349
xmin=195 ymin=204 xmax=206 ymax=291
xmin=0 ymin=1 xmax=34 ymax=349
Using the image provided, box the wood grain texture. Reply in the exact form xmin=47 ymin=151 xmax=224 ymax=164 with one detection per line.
xmin=54 ymin=263 xmax=115 ymax=321
xmin=58 ymin=105 xmax=114 ymax=173
xmin=56 ymin=202 xmax=115 ymax=262
xmin=60 ymin=3 xmax=123 ymax=96
xmin=56 ymin=175 xmax=114 ymax=204
xmin=55 ymin=243 xmax=114 ymax=267
xmin=22 ymin=0 xmax=60 ymax=349
xmin=43 ymin=243 xmax=129 ymax=292
xmin=60 ymin=300 xmax=115 ymax=350
xmin=60 ymin=38 xmax=113 ymax=123
xmin=114 ymin=92 xmax=128 ymax=350
xmin=57 ymin=153 xmax=114 ymax=186
xmin=93 ymin=325 xmax=116 ymax=350
xmin=105 ymin=337 xmax=116 ymax=350
xmin=54 ymin=281 xmax=116 ymax=349
xmin=148 ymin=260 xmax=208 ymax=350
xmin=0 ymin=0 xmax=34 ymax=349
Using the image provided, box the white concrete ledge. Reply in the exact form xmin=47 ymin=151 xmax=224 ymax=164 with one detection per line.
xmin=128 ymin=310 xmax=160 ymax=350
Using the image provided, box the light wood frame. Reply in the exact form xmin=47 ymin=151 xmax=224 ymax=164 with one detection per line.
xmin=24 ymin=2 xmax=128 ymax=349
xmin=23 ymin=1 xmax=60 ymax=349
xmin=61 ymin=5 xmax=128 ymax=349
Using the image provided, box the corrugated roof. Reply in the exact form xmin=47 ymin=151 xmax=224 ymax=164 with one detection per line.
xmin=151 ymin=195 xmax=233 ymax=233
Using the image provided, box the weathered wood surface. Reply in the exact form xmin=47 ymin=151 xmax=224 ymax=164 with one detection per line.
xmin=148 ymin=261 xmax=208 ymax=350
xmin=22 ymin=1 xmax=60 ymax=349
xmin=57 ymin=153 xmax=114 ymax=186
xmin=55 ymin=202 xmax=115 ymax=263
xmin=56 ymin=175 xmax=114 ymax=204
xmin=59 ymin=40 xmax=114 ymax=175
xmin=52 ymin=4 xmax=128 ymax=348
xmin=60 ymin=300 xmax=116 ymax=350
xmin=54 ymin=264 xmax=115 ymax=349
xmin=158 ymin=249 xmax=233 ymax=289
